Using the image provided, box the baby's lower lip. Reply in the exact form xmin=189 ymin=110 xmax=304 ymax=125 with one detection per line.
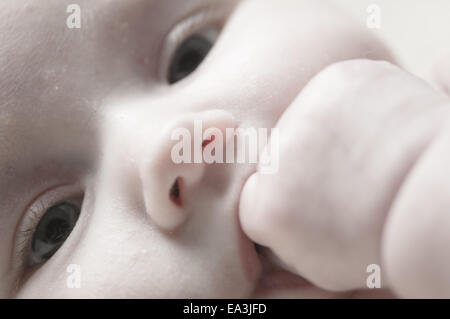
xmin=253 ymin=246 xmax=311 ymax=290
xmin=251 ymin=246 xmax=343 ymax=298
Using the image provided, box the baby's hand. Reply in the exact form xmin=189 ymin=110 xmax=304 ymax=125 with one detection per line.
xmin=239 ymin=59 xmax=450 ymax=297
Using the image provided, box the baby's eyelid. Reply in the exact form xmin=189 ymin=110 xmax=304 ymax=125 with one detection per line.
xmin=11 ymin=184 xmax=84 ymax=273
xmin=157 ymin=7 xmax=226 ymax=83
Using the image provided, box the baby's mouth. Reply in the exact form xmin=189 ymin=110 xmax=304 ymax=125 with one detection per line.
xmin=251 ymin=244 xmax=363 ymax=298
xmin=251 ymin=244 xmax=314 ymax=295
xmin=254 ymin=243 xmax=264 ymax=255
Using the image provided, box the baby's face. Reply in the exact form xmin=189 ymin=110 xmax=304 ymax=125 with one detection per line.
xmin=0 ymin=0 xmax=391 ymax=298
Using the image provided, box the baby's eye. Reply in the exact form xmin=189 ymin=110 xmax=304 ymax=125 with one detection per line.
xmin=168 ymin=32 xmax=214 ymax=84
xmin=30 ymin=202 xmax=80 ymax=264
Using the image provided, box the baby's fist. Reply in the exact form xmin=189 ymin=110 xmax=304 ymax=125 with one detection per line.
xmin=239 ymin=60 xmax=450 ymax=292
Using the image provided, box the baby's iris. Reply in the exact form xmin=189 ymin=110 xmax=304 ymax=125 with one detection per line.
xmin=168 ymin=33 xmax=213 ymax=84
xmin=30 ymin=202 xmax=80 ymax=264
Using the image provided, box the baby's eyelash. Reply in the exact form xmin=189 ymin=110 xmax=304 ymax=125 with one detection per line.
xmin=12 ymin=185 xmax=83 ymax=273
xmin=168 ymin=8 xmax=222 ymax=47
xmin=158 ymin=7 xmax=225 ymax=81
xmin=14 ymin=198 xmax=47 ymax=270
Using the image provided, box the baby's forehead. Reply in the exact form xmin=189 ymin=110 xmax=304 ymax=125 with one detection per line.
xmin=0 ymin=0 xmax=235 ymax=165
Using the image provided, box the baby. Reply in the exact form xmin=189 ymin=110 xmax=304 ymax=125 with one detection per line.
xmin=0 ymin=0 xmax=447 ymax=298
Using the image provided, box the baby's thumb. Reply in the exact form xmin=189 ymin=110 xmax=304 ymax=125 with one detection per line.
xmin=239 ymin=172 xmax=266 ymax=245
xmin=239 ymin=171 xmax=305 ymax=276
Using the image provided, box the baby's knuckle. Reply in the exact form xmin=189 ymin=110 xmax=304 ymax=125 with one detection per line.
xmin=295 ymin=59 xmax=400 ymax=119
xmin=311 ymin=59 xmax=395 ymax=90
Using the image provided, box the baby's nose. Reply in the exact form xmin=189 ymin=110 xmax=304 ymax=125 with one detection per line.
xmin=140 ymin=110 xmax=235 ymax=232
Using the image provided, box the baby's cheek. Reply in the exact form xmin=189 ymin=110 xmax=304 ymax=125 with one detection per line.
xmin=196 ymin=0 xmax=394 ymax=129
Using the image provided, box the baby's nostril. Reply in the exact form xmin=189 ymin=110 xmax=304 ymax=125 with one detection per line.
xmin=202 ymin=135 xmax=215 ymax=150
xmin=169 ymin=177 xmax=183 ymax=206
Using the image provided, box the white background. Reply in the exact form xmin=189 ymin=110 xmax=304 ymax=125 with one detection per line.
xmin=332 ymin=0 xmax=450 ymax=81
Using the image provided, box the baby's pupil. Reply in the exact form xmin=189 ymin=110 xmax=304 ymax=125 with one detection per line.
xmin=170 ymin=178 xmax=180 ymax=200
xmin=44 ymin=218 xmax=71 ymax=244
xmin=168 ymin=34 xmax=213 ymax=84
